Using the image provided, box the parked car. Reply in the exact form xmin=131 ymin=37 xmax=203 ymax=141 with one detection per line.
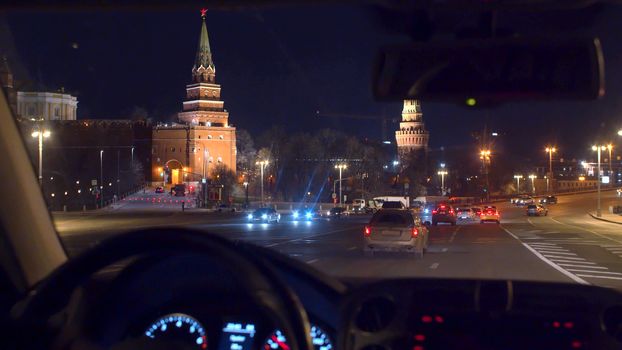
xmin=216 ymin=203 xmax=236 ymax=212
xmin=432 ymin=204 xmax=456 ymax=226
xmin=155 ymin=186 xmax=164 ymax=193
xmin=247 ymin=208 xmax=280 ymax=223
xmin=325 ymin=206 xmax=348 ymax=218
xmin=364 ymin=209 xmax=429 ymax=257
xmin=527 ymin=204 xmax=548 ymax=216
xmin=480 ymin=206 xmax=500 ymax=224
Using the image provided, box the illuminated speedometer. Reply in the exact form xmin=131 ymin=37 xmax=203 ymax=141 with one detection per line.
xmin=144 ymin=313 xmax=207 ymax=349
xmin=264 ymin=324 xmax=333 ymax=350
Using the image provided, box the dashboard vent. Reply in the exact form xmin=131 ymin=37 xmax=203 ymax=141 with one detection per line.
xmin=355 ymin=297 xmax=396 ymax=332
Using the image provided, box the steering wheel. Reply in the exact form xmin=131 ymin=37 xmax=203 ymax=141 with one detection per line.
xmin=12 ymin=228 xmax=314 ymax=350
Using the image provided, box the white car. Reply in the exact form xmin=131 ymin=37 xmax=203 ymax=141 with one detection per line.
xmin=456 ymin=208 xmax=474 ymax=220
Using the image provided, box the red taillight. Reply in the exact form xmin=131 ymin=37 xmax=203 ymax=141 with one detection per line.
xmin=364 ymin=226 xmax=371 ymax=237
xmin=440 ymin=205 xmax=446 ymax=209
xmin=411 ymin=227 xmax=419 ymax=238
xmin=432 ymin=210 xmax=437 ymax=214
xmin=449 ymin=209 xmax=454 ymax=214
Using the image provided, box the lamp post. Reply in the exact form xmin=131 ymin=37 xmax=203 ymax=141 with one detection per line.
xmin=545 ymin=146 xmax=556 ymax=192
xmin=437 ymin=169 xmax=448 ymax=195
xmin=31 ymin=128 xmax=51 ymax=187
xmin=335 ymin=164 xmax=347 ymax=206
xmin=514 ymin=175 xmax=523 ymax=194
xmin=607 ymin=144 xmax=613 ymax=185
xmin=528 ymin=174 xmax=537 ymax=194
xmin=479 ymin=149 xmax=491 ymax=202
xmin=243 ymin=181 xmax=249 ymax=207
xmin=257 ymin=160 xmax=269 ymax=205
xmin=592 ymin=145 xmax=607 ymax=217
xmin=100 ymin=150 xmax=104 ymax=208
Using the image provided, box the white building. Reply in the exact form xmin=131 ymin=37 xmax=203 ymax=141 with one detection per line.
xmin=17 ymin=91 xmax=78 ymax=120
xmin=395 ymin=99 xmax=429 ymax=163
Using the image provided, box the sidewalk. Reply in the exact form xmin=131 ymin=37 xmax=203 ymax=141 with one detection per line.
xmin=588 ymin=211 xmax=622 ymax=225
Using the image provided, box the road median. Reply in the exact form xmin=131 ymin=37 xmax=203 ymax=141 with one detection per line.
xmin=588 ymin=211 xmax=622 ymax=225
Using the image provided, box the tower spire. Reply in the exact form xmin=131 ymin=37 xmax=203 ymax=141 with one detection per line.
xmin=192 ymin=8 xmax=215 ymax=83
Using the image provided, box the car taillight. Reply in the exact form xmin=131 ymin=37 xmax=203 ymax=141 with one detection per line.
xmin=449 ymin=209 xmax=454 ymax=214
xmin=411 ymin=227 xmax=419 ymax=238
xmin=364 ymin=226 xmax=371 ymax=237
xmin=432 ymin=210 xmax=437 ymax=214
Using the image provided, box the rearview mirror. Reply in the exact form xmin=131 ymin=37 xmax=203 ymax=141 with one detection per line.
xmin=372 ymin=37 xmax=605 ymax=104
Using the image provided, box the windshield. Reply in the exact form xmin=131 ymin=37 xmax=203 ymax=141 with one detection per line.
xmin=4 ymin=3 xmax=622 ymax=288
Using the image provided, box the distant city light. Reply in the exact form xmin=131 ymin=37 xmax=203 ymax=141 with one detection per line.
xmin=51 ymin=193 xmax=55 ymax=197
xmin=64 ymin=191 xmax=68 ymax=195
xmin=392 ymin=160 xmax=399 ymax=166
xmin=466 ymin=97 xmax=476 ymax=106
xmin=618 ymin=129 xmax=622 ymax=136
xmin=75 ymin=180 xmax=80 ymax=184
xmin=440 ymin=163 xmax=446 ymax=168
xmin=491 ymin=132 xmax=498 ymax=136
xmin=383 ymin=141 xmax=391 ymax=144
xmin=78 ymin=189 xmax=81 ymax=194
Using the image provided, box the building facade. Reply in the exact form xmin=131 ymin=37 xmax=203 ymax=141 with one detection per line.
xmin=17 ymin=91 xmax=78 ymax=120
xmin=395 ymin=99 xmax=429 ymax=163
xmin=151 ymin=11 xmax=236 ymax=186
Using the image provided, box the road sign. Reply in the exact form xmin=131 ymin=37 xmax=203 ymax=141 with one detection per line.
xmin=602 ymin=176 xmax=610 ymax=184
xmin=91 ymin=179 xmax=97 ymax=186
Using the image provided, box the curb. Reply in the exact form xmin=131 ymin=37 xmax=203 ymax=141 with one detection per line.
xmin=588 ymin=212 xmax=622 ymax=225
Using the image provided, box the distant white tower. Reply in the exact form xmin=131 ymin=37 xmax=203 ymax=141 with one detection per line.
xmin=395 ymin=100 xmax=429 ymax=163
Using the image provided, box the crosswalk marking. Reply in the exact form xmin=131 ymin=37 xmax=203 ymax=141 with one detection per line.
xmin=576 ymin=274 xmax=622 ymax=281
xmin=557 ymin=263 xmax=607 ymax=269
xmin=542 ymin=255 xmax=585 ymax=261
xmin=567 ymin=269 xmax=622 ymax=275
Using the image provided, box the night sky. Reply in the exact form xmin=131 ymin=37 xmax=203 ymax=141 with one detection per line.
xmin=3 ymin=4 xmax=622 ymax=162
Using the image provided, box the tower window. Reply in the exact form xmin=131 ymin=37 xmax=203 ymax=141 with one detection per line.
xmin=208 ymin=135 xmax=212 ymax=139
xmin=217 ymin=157 xmax=222 ymax=163
xmin=219 ymin=135 xmax=224 ymax=139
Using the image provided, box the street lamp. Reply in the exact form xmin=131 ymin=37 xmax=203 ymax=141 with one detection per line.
xmin=607 ymin=144 xmax=613 ymax=183
xmin=243 ymin=181 xmax=249 ymax=207
xmin=528 ymin=174 xmax=537 ymax=194
xmin=545 ymin=146 xmax=556 ymax=192
xmin=335 ymin=164 xmax=347 ymax=206
xmin=437 ymin=169 xmax=448 ymax=195
xmin=256 ymin=160 xmax=269 ymax=205
xmin=100 ymin=150 xmax=104 ymax=208
xmin=31 ymin=128 xmax=51 ymax=186
xmin=514 ymin=175 xmax=523 ymax=194
xmin=479 ymin=149 xmax=491 ymax=201
xmin=592 ymin=144 xmax=607 ymax=217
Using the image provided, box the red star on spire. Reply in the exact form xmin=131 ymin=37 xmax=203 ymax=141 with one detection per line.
xmin=200 ymin=8 xmax=207 ymax=18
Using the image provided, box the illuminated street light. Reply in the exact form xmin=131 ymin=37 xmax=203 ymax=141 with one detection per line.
xmin=544 ymin=146 xmax=556 ymax=193
xmin=437 ymin=169 xmax=448 ymax=195
xmin=256 ymin=160 xmax=269 ymax=205
xmin=335 ymin=164 xmax=347 ymax=206
xmin=479 ymin=149 xmax=491 ymax=201
xmin=243 ymin=181 xmax=249 ymax=207
xmin=32 ymin=128 xmax=51 ymax=187
xmin=618 ymin=129 xmax=622 ymax=136
xmin=528 ymin=174 xmax=537 ymax=194
xmin=607 ymin=144 xmax=613 ymax=183
xmin=592 ymin=145 xmax=608 ymax=217
xmin=514 ymin=175 xmax=523 ymax=194
xmin=100 ymin=150 xmax=104 ymax=208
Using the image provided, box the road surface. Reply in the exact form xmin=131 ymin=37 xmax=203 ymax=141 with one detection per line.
xmin=54 ymin=189 xmax=622 ymax=290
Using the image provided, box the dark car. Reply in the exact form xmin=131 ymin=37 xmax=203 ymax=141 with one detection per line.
xmin=247 ymin=207 xmax=280 ymax=223
xmin=364 ymin=209 xmax=429 ymax=256
xmin=216 ymin=203 xmax=236 ymax=212
xmin=432 ymin=204 xmax=456 ymax=225
xmin=542 ymin=196 xmax=558 ymax=204
xmin=527 ymin=204 xmax=548 ymax=217
xmin=325 ymin=206 xmax=348 ymax=218
xmin=155 ymin=186 xmax=164 ymax=193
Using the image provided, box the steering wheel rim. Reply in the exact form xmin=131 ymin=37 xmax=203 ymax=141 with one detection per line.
xmin=14 ymin=228 xmax=313 ymax=350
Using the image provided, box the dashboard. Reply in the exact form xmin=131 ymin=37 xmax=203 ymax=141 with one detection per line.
xmin=63 ymin=246 xmax=622 ymax=350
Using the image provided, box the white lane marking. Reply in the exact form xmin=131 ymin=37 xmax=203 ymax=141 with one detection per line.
xmin=265 ymin=227 xmax=351 ymax=247
xmin=549 ymin=216 xmax=622 ymax=244
xmin=526 ymin=218 xmax=536 ymax=226
xmin=430 ymin=263 xmax=439 ymax=269
xmin=306 ymin=259 xmax=319 ymax=264
xmin=501 ymin=226 xmax=588 ymax=284
xmin=449 ymin=226 xmax=462 ymax=243
xmin=576 ymin=274 xmax=622 ymax=281
xmin=552 ymin=260 xmax=597 ymax=265
xmin=557 ymin=263 xmax=607 ymax=269
xmin=542 ymin=255 xmax=585 ymax=261
xmin=529 ymin=242 xmax=556 ymax=246
xmin=347 ymin=246 xmax=357 ymax=251
xmin=566 ymin=269 xmax=622 ymax=275
xmin=442 ymin=248 xmax=448 ymax=252
xmin=537 ymin=251 xmax=577 ymax=256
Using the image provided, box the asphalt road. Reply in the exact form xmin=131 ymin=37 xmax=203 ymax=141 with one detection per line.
xmin=54 ymin=189 xmax=622 ymax=290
